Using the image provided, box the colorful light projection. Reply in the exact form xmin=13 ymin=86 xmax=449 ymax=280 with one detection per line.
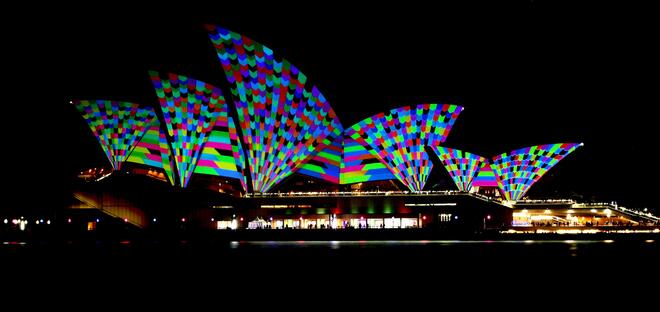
xmin=193 ymin=116 xmax=248 ymax=191
xmin=297 ymin=136 xmax=342 ymax=184
xmin=491 ymin=143 xmax=583 ymax=201
xmin=432 ymin=146 xmax=487 ymax=192
xmin=345 ymin=104 xmax=463 ymax=191
xmin=149 ymin=71 xmax=225 ymax=187
xmin=207 ymin=25 xmax=343 ymax=192
xmin=340 ymin=136 xmax=396 ymax=184
xmin=472 ymin=163 xmax=498 ymax=187
xmin=73 ymin=100 xmax=156 ymax=170
xmin=126 ymin=122 xmax=175 ymax=185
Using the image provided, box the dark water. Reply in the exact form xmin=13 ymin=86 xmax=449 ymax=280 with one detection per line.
xmin=3 ymin=237 xmax=658 ymax=267
xmin=3 ymin=237 xmax=658 ymax=300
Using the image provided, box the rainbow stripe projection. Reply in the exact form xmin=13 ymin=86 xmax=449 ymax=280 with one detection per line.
xmin=340 ymin=137 xmax=396 ymax=184
xmin=472 ymin=163 xmax=498 ymax=187
xmin=73 ymin=100 xmax=156 ymax=170
xmin=298 ymin=136 xmax=342 ymax=183
xmin=345 ymin=104 xmax=462 ymax=191
xmin=491 ymin=143 xmax=583 ymax=201
xmin=126 ymin=122 xmax=175 ymax=185
xmin=194 ymin=116 xmax=248 ymax=191
xmin=150 ymin=71 xmax=225 ymax=187
xmin=208 ymin=25 xmax=343 ymax=192
xmin=432 ymin=146 xmax=487 ymax=192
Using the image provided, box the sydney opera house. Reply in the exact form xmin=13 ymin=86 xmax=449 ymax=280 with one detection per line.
xmin=39 ymin=25 xmax=655 ymax=234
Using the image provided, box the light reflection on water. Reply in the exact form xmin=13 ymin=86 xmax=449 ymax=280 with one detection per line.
xmin=229 ymin=239 xmax=618 ymax=248
xmin=2 ymin=241 xmax=27 ymax=245
xmin=1 ymin=239 xmax=656 ymax=254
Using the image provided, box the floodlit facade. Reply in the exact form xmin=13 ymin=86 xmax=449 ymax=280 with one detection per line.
xmin=72 ymin=26 xmax=582 ymax=204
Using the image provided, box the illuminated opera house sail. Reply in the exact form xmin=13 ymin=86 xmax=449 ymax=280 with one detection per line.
xmin=72 ymin=25 xmax=582 ymax=204
xmin=207 ymin=25 xmax=344 ymax=193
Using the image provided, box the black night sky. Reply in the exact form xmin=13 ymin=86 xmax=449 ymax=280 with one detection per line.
xmin=8 ymin=2 xmax=657 ymax=212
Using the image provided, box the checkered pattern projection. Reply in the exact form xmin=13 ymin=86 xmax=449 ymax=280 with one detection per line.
xmin=207 ymin=25 xmax=343 ymax=192
xmin=126 ymin=120 xmax=176 ymax=185
xmin=491 ymin=143 xmax=582 ymax=201
xmin=193 ymin=115 xmax=248 ymax=191
xmin=472 ymin=163 xmax=498 ymax=187
xmin=345 ymin=104 xmax=463 ymax=191
xmin=149 ymin=71 xmax=225 ymax=187
xmin=297 ymin=136 xmax=343 ymax=184
xmin=432 ymin=147 xmax=487 ymax=192
xmin=340 ymin=136 xmax=396 ymax=184
xmin=73 ymin=100 xmax=156 ymax=170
